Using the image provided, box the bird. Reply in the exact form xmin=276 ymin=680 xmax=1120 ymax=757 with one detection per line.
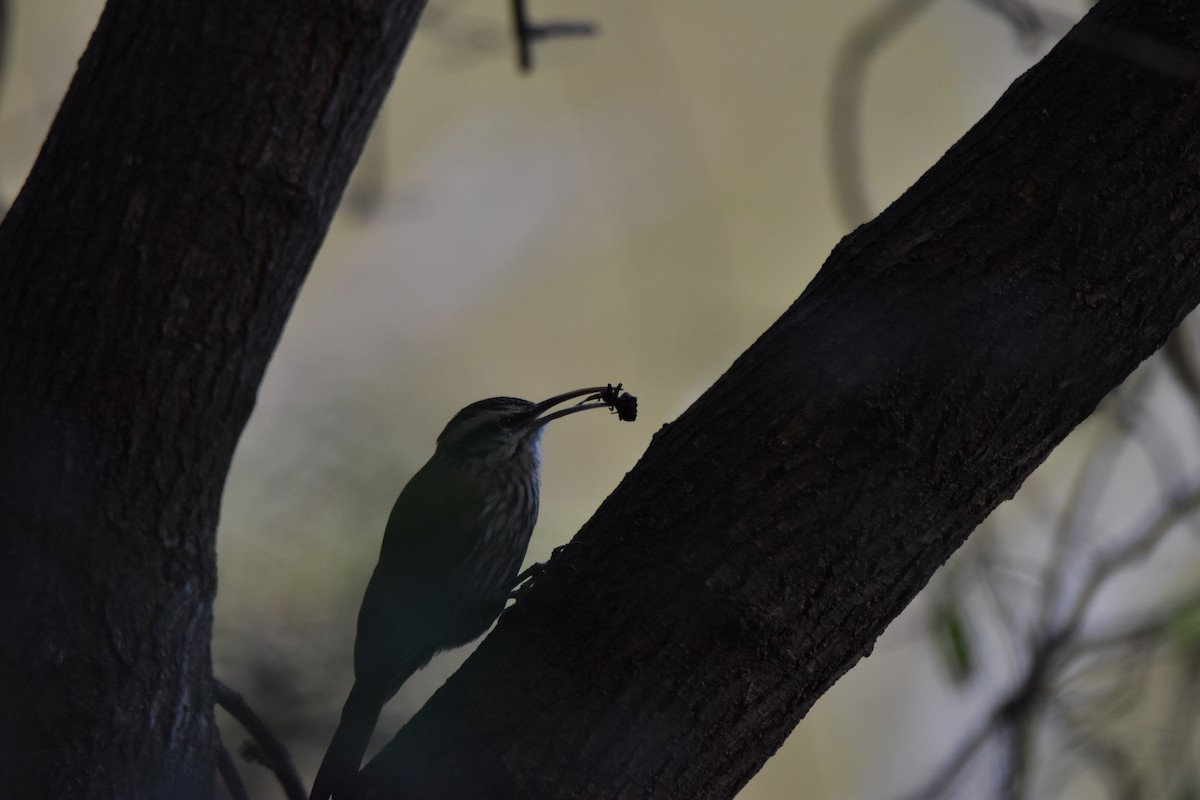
xmin=308 ymin=386 xmax=635 ymax=800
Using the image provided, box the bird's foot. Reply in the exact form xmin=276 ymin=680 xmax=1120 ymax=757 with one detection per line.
xmin=508 ymin=561 xmax=545 ymax=601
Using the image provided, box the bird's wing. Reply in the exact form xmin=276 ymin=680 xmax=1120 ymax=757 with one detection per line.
xmin=377 ymin=459 xmax=486 ymax=571
xmin=353 ymin=460 xmax=486 ymax=683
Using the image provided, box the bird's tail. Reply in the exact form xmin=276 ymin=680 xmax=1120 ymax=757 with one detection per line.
xmin=309 ymin=682 xmax=386 ymax=800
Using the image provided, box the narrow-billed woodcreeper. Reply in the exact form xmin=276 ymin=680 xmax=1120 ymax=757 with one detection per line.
xmin=309 ymin=385 xmax=635 ymax=800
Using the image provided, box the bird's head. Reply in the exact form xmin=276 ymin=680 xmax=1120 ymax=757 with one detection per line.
xmin=434 ymin=386 xmax=630 ymax=462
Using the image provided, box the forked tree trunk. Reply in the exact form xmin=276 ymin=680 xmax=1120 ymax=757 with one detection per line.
xmin=0 ymin=1 xmax=428 ymax=798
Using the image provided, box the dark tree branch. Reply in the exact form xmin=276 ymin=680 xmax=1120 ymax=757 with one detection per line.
xmin=214 ymin=679 xmax=307 ymax=800
xmin=1164 ymin=323 xmax=1200 ymax=406
xmin=830 ymin=0 xmax=1081 ymax=230
xmin=1048 ymin=701 xmax=1141 ymax=800
xmin=510 ymin=0 xmax=596 ymax=73
xmin=897 ymin=716 xmax=996 ymax=800
xmin=970 ymin=0 xmax=1076 ymax=49
xmin=346 ymin=1 xmax=1200 ymax=797
xmin=1035 ymin=421 xmax=1124 ymax=634
xmin=216 ymin=743 xmax=251 ymax=800
xmin=829 ymin=0 xmax=939 ymax=227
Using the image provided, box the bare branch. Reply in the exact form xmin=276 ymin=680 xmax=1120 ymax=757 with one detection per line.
xmin=1048 ymin=700 xmax=1141 ymax=800
xmin=829 ymin=0 xmax=939 ymax=227
xmin=1059 ymin=479 xmax=1200 ymax=642
xmin=1036 ymin=422 xmax=1125 ymax=634
xmin=214 ymin=679 xmax=306 ymax=800
xmin=1000 ymin=710 xmax=1035 ymax=800
xmin=1163 ymin=325 xmax=1200 ymax=408
xmin=897 ymin=715 xmax=1000 ymax=799
xmin=216 ymin=742 xmax=250 ymax=800
xmin=968 ymin=0 xmax=1076 ymax=50
xmin=509 ymin=0 xmax=596 ymax=73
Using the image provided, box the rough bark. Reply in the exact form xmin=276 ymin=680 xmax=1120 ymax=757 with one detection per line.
xmin=355 ymin=1 xmax=1200 ymax=798
xmin=0 ymin=1 xmax=427 ymax=798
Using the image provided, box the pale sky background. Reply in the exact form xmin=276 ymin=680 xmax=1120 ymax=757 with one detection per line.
xmin=8 ymin=2 xmax=1199 ymax=798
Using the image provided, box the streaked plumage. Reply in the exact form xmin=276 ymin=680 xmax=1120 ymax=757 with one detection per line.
xmin=310 ymin=389 xmax=622 ymax=800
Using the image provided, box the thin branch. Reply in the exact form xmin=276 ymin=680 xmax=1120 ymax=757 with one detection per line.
xmin=417 ymin=1 xmax=507 ymax=62
xmin=1048 ymin=700 xmax=1141 ymax=800
xmin=1035 ymin=420 xmax=1124 ymax=634
xmin=1064 ymin=619 xmax=1172 ymax=660
xmin=1163 ymin=326 xmax=1200 ymax=409
xmin=1000 ymin=710 xmax=1035 ymax=800
xmin=968 ymin=0 xmax=1076 ymax=50
xmin=1128 ymin=404 xmax=1188 ymax=501
xmin=828 ymin=0 xmax=1079 ymax=226
xmin=1060 ymin=591 xmax=1200 ymax=664
xmin=216 ymin=742 xmax=250 ymax=800
xmin=214 ymin=679 xmax=307 ymax=800
xmin=509 ymin=0 xmax=596 ymax=73
xmin=974 ymin=546 xmax=1027 ymax=674
xmin=1057 ymin=639 xmax=1157 ymax=730
xmin=993 ymin=634 xmax=1063 ymax=800
xmin=829 ymin=0 xmax=940 ymax=227
xmin=1059 ymin=479 xmax=1200 ymax=642
xmin=1160 ymin=653 xmax=1200 ymax=793
xmin=896 ymin=714 xmax=999 ymax=799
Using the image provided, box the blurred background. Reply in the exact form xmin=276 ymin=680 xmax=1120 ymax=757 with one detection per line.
xmin=6 ymin=1 xmax=1200 ymax=797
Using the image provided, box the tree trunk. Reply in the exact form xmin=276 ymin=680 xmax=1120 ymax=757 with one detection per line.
xmin=354 ymin=1 xmax=1200 ymax=797
xmin=0 ymin=1 xmax=427 ymax=798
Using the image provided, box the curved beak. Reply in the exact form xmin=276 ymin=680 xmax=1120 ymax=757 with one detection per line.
xmin=526 ymin=386 xmax=613 ymax=429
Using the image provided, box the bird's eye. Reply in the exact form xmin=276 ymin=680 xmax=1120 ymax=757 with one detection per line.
xmin=470 ymin=420 xmax=506 ymax=440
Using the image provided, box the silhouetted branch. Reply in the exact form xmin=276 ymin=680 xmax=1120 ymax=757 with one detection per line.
xmin=1049 ymin=700 xmax=1140 ymax=800
xmin=216 ymin=742 xmax=250 ymax=800
xmin=999 ymin=708 xmax=1034 ymax=800
xmin=214 ymin=679 xmax=307 ymax=800
xmin=419 ymin=1 xmax=506 ymax=60
xmin=509 ymin=0 xmax=596 ymax=73
xmin=1035 ymin=424 xmax=1123 ymax=634
xmin=896 ymin=713 xmax=998 ymax=799
xmin=1059 ymin=479 xmax=1200 ymax=642
xmin=829 ymin=0 xmax=938 ymax=227
xmin=970 ymin=0 xmax=1076 ymax=50
xmin=1164 ymin=325 xmax=1200 ymax=408
xmin=830 ymin=0 xmax=1078 ymax=229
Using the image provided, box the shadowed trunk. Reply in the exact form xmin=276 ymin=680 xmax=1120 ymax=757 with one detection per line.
xmin=0 ymin=1 xmax=428 ymax=797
